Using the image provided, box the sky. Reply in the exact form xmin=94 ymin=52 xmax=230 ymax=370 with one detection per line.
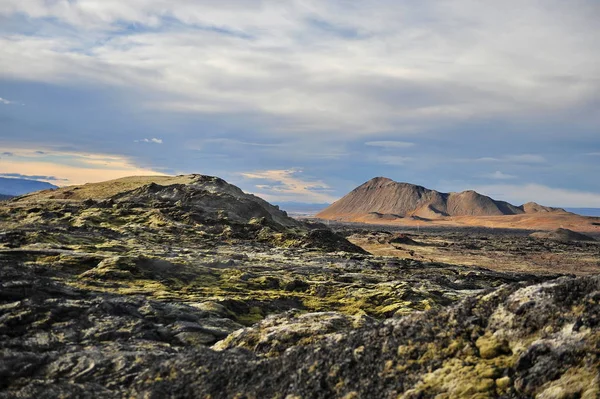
xmin=0 ymin=0 xmax=599 ymax=207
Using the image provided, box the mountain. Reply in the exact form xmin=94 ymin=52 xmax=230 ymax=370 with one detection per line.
xmin=0 ymin=194 xmax=13 ymax=201
xmin=317 ymin=177 xmax=566 ymax=221
xmin=0 ymin=177 xmax=58 ymax=196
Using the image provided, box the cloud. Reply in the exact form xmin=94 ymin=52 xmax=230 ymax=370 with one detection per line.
xmin=0 ymin=146 xmax=166 ymax=186
xmin=0 ymin=97 xmax=22 ymax=105
xmin=0 ymin=173 xmax=67 ymax=182
xmin=482 ymin=171 xmax=517 ymax=180
xmin=240 ymin=169 xmax=337 ymax=203
xmin=0 ymin=1 xmax=598 ymax=136
xmin=586 ymin=152 xmax=600 ymax=156
xmin=135 ymin=138 xmax=163 ymax=144
xmin=460 ymin=154 xmax=546 ymax=164
xmin=365 ymin=141 xmax=415 ymax=149
xmin=0 ymin=1 xmax=598 ymax=202
xmin=472 ymin=183 xmax=600 ymax=208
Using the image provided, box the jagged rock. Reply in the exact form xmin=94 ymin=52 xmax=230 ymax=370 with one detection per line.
xmin=213 ymin=311 xmax=377 ymax=357
xmin=295 ymin=229 xmax=369 ymax=254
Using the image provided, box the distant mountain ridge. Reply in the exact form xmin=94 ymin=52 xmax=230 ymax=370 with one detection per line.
xmin=317 ymin=177 xmax=566 ymax=220
xmin=275 ymin=202 xmax=330 ymax=216
xmin=0 ymin=177 xmax=58 ymax=196
xmin=0 ymin=194 xmax=13 ymax=201
xmin=565 ymin=208 xmax=600 ymax=217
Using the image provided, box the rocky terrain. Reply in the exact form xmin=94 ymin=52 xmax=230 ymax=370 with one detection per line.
xmin=1 ymin=174 xmax=599 ymax=398
xmin=341 ymin=226 xmax=600 ymax=275
xmin=317 ymin=177 xmax=600 ymax=233
xmin=530 ymin=228 xmax=597 ymax=243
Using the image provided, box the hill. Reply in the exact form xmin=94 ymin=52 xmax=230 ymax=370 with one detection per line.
xmin=0 ymin=177 xmax=58 ymax=196
xmin=315 ymin=177 xmax=600 ymax=232
xmin=15 ymin=174 xmax=302 ymax=229
xmin=530 ymin=228 xmax=596 ymax=242
xmin=8 ymin=173 xmax=366 ymax=253
xmin=18 ymin=175 xmax=197 ymax=201
xmin=317 ymin=177 xmax=565 ymax=220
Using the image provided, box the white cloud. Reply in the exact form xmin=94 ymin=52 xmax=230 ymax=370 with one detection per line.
xmin=135 ymin=138 xmax=163 ymax=144
xmin=482 ymin=171 xmax=517 ymax=180
xmin=0 ymin=97 xmax=22 ymax=105
xmin=240 ymin=168 xmax=337 ymax=203
xmin=365 ymin=141 xmax=415 ymax=149
xmin=0 ymin=1 xmax=598 ymax=136
xmin=472 ymin=183 xmax=600 ymax=208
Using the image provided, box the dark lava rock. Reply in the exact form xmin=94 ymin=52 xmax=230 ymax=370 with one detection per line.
xmin=2 ymin=259 xmax=598 ymax=398
xmin=530 ymin=228 xmax=596 ymax=243
xmin=0 ymin=231 xmax=26 ymax=248
xmin=387 ymin=233 xmax=420 ymax=246
xmin=297 ymin=229 xmax=369 ymax=254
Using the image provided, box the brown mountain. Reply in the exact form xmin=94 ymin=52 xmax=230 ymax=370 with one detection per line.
xmin=317 ymin=177 xmax=566 ymax=221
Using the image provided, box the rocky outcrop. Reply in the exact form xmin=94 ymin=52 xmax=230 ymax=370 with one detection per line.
xmin=317 ymin=177 xmax=566 ymax=220
xmin=530 ymin=228 xmax=596 ymax=242
xmin=213 ymin=311 xmax=378 ymax=357
xmin=110 ymin=175 xmax=300 ymax=229
xmin=4 ymin=174 xmax=368 ymax=254
xmin=2 ymin=257 xmax=597 ymax=398
xmin=130 ymin=276 xmax=599 ymax=399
